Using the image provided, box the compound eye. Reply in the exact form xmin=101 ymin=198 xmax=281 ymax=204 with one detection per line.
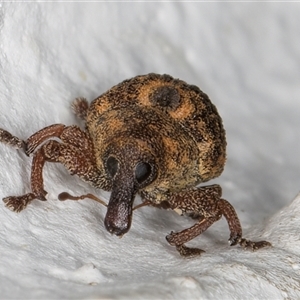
xmin=106 ymin=156 xmax=119 ymax=178
xmin=135 ymin=162 xmax=152 ymax=184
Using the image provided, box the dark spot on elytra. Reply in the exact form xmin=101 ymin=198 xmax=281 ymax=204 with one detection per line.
xmin=149 ymin=86 xmax=181 ymax=111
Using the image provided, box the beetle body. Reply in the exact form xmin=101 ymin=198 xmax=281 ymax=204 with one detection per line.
xmin=0 ymin=73 xmax=270 ymax=257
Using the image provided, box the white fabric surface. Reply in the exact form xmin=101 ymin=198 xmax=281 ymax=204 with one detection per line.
xmin=0 ymin=3 xmax=299 ymax=299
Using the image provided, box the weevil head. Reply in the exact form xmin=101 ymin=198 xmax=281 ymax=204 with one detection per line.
xmin=103 ymin=139 xmax=158 ymax=236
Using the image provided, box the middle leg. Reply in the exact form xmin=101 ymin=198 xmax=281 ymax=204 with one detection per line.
xmin=162 ymin=185 xmax=271 ymax=257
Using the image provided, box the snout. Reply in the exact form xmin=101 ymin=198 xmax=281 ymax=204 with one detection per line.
xmin=104 ymin=179 xmax=135 ymax=236
xmin=104 ymin=200 xmax=132 ymax=236
xmin=102 ymin=146 xmax=155 ymax=237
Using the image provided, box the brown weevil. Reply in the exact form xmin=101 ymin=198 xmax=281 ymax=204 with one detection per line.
xmin=0 ymin=73 xmax=271 ymax=257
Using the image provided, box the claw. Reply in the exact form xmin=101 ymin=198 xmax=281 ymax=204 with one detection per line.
xmin=3 ymin=193 xmax=36 ymax=212
xmin=34 ymin=190 xmax=47 ymax=201
xmin=238 ymin=238 xmax=272 ymax=251
xmin=166 ymin=231 xmax=176 ymax=246
xmin=175 ymin=244 xmax=205 ymax=258
xmin=228 ymin=233 xmax=242 ymax=246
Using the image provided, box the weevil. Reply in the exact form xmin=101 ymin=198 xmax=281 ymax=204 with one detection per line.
xmin=0 ymin=73 xmax=270 ymax=257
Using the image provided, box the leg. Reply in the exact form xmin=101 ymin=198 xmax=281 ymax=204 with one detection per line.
xmin=0 ymin=128 xmax=25 ymax=149
xmin=71 ymin=97 xmax=89 ymax=121
xmin=25 ymin=124 xmax=66 ymax=155
xmin=25 ymin=97 xmax=90 ymax=154
xmin=218 ymin=198 xmax=271 ymax=250
xmin=3 ymin=149 xmax=47 ymax=212
xmin=0 ymin=124 xmax=68 ymax=154
xmin=26 ymin=123 xmax=95 ymax=155
xmin=3 ymin=125 xmax=106 ymax=212
xmin=218 ymin=198 xmax=243 ymax=245
xmin=161 ymin=185 xmax=271 ymax=257
xmin=3 ymin=140 xmax=102 ymax=212
xmin=166 ymin=215 xmax=221 ymax=257
xmin=0 ymin=127 xmax=51 ymax=211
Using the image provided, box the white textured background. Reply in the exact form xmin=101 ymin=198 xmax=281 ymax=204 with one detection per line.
xmin=0 ymin=2 xmax=300 ymax=299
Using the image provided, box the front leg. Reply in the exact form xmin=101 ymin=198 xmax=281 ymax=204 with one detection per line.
xmin=164 ymin=185 xmax=271 ymax=257
xmin=3 ymin=148 xmax=47 ymax=212
xmin=3 ymin=126 xmax=106 ymax=212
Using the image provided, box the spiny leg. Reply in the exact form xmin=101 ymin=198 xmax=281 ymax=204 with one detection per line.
xmin=26 ymin=124 xmax=98 ymax=184
xmin=218 ymin=199 xmax=271 ymax=250
xmin=2 ymin=123 xmax=87 ymax=155
xmin=3 ymin=149 xmax=47 ymax=212
xmin=25 ymin=124 xmax=66 ymax=155
xmin=3 ymin=135 xmax=102 ymax=212
xmin=0 ymin=128 xmax=46 ymax=211
xmin=26 ymin=123 xmax=94 ymax=155
xmin=166 ymin=215 xmax=221 ymax=257
xmin=162 ymin=185 xmax=271 ymax=257
xmin=160 ymin=185 xmax=222 ymax=257
xmin=30 ymin=148 xmax=47 ymax=199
